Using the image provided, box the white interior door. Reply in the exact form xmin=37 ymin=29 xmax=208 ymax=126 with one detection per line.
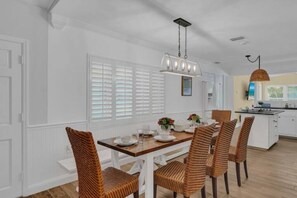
xmin=0 ymin=38 xmax=23 ymax=198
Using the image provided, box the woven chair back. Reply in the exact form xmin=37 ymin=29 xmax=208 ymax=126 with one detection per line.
xmin=212 ymin=119 xmax=237 ymax=177
xmin=236 ymin=116 xmax=255 ymax=162
xmin=184 ymin=124 xmax=215 ymax=195
xmin=211 ymin=110 xmax=231 ymax=125
xmin=66 ymin=127 xmax=105 ymax=197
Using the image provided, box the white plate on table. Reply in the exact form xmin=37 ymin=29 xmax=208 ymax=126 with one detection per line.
xmin=154 ymin=135 xmax=176 ymax=142
xmin=114 ymin=138 xmax=138 ymax=146
xmin=184 ymin=128 xmax=195 ymax=133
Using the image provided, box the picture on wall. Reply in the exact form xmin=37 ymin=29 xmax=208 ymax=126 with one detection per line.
xmin=181 ymin=76 xmax=192 ymax=96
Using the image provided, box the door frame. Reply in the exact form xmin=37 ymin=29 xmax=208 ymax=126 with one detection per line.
xmin=0 ymin=34 xmax=28 ymax=197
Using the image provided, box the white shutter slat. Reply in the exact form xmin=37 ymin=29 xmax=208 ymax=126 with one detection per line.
xmin=115 ymin=66 xmax=133 ymax=119
xmin=152 ymin=72 xmax=165 ymax=114
xmin=135 ymin=69 xmax=150 ymax=115
xmin=90 ymin=62 xmax=113 ymax=121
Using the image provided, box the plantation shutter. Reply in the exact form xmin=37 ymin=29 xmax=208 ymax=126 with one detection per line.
xmin=135 ymin=69 xmax=151 ymax=115
xmin=151 ymin=72 xmax=165 ymax=114
xmin=90 ymin=61 xmax=113 ymax=120
xmin=115 ymin=66 xmax=133 ymax=119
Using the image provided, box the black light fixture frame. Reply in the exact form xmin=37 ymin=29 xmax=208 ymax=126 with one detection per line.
xmin=173 ymin=18 xmax=192 ymax=27
xmin=245 ymin=55 xmax=261 ymax=69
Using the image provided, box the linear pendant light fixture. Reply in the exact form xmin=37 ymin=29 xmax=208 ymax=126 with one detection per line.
xmin=160 ymin=18 xmax=202 ymax=77
xmin=246 ymin=55 xmax=270 ymax=82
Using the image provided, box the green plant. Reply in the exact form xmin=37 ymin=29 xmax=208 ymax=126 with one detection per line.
xmin=158 ymin=117 xmax=175 ymax=130
xmin=187 ymin=114 xmax=201 ymax=123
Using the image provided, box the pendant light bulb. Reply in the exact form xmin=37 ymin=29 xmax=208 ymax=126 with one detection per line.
xmin=188 ymin=64 xmax=191 ymax=72
xmin=182 ymin=62 xmax=185 ymax=70
xmin=166 ymin=59 xmax=171 ymax=70
xmin=174 ymin=61 xmax=178 ymax=70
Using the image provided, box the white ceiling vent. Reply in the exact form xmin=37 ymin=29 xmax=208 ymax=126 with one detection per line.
xmin=230 ymin=36 xmax=245 ymax=41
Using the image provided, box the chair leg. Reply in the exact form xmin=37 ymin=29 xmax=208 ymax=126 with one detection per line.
xmin=224 ymin=172 xmax=229 ymax=194
xmin=173 ymin=192 xmax=177 ymax=198
xmin=244 ymin=160 xmax=249 ymax=178
xmin=211 ymin=176 xmax=217 ymax=198
xmin=201 ymin=185 xmax=206 ymax=198
xmin=236 ymin=162 xmax=241 ymax=187
xmin=154 ymin=185 xmax=157 ymax=198
xmin=133 ymin=191 xmax=139 ymax=198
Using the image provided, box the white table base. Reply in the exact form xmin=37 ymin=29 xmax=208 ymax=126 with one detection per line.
xmin=111 ymin=141 xmax=191 ymax=197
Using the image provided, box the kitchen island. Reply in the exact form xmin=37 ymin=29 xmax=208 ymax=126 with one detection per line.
xmin=235 ymin=109 xmax=284 ymax=150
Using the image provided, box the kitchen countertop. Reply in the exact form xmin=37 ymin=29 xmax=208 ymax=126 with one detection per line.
xmin=255 ymin=106 xmax=297 ymax=110
xmin=235 ymin=109 xmax=284 ymax=115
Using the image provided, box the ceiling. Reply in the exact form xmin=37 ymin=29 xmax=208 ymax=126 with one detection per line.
xmin=19 ymin=0 xmax=54 ymax=9
xmin=51 ymin=0 xmax=297 ymax=74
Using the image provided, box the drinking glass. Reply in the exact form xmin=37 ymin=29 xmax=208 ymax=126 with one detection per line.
xmin=136 ymin=129 xmax=144 ymax=144
xmin=142 ymin=124 xmax=150 ymax=135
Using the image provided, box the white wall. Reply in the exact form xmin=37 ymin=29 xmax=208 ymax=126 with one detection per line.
xmin=48 ymin=25 xmax=226 ymax=124
xmin=47 ymin=25 xmax=165 ymax=123
xmin=0 ymin=0 xmax=48 ymax=125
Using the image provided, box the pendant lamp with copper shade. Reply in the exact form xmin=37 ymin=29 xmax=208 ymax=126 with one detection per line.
xmin=246 ymin=55 xmax=270 ymax=82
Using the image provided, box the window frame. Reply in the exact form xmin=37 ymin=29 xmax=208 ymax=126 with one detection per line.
xmin=265 ymin=84 xmax=297 ymax=101
xmin=287 ymin=85 xmax=297 ymax=100
xmin=87 ymin=55 xmax=166 ymax=127
xmin=266 ymin=85 xmax=286 ymax=101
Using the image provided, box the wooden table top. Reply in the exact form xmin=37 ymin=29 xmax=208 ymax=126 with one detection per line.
xmin=97 ymin=131 xmax=194 ymax=157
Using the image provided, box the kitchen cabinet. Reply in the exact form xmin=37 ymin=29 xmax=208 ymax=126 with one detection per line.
xmin=277 ymin=110 xmax=297 ymax=137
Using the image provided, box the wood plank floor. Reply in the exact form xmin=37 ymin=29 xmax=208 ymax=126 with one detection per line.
xmin=24 ymin=138 xmax=297 ymax=198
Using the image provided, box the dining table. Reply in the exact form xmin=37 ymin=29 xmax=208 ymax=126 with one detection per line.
xmin=97 ymin=126 xmax=220 ymax=197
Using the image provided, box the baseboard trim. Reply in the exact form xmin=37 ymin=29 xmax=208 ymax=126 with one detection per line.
xmin=23 ymin=174 xmax=77 ymax=196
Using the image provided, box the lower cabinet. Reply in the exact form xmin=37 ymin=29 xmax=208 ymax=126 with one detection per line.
xmin=277 ymin=110 xmax=297 ymax=137
xmin=269 ymin=115 xmax=279 ymax=146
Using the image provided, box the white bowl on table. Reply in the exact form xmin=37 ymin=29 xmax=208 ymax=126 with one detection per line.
xmin=154 ymin=135 xmax=176 ymax=142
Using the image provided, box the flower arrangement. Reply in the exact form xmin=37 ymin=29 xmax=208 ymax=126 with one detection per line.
xmin=158 ymin=117 xmax=175 ymax=130
xmin=187 ymin=114 xmax=201 ymax=123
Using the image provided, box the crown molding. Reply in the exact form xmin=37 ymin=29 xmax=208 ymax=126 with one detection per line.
xmin=48 ymin=0 xmax=60 ymax=12
xmin=49 ymin=13 xmax=68 ymax=30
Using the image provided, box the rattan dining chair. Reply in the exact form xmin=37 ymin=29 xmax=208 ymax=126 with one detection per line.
xmin=154 ymin=124 xmax=216 ymax=198
xmin=210 ymin=110 xmax=232 ymax=154
xmin=211 ymin=110 xmax=232 ymax=125
xmin=206 ymin=119 xmax=237 ymax=198
xmin=229 ymin=116 xmax=255 ymax=187
xmin=65 ymin=127 xmax=139 ymax=198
